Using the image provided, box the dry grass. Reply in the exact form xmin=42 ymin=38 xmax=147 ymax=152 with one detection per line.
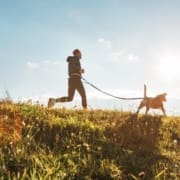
xmin=0 ymin=101 xmax=179 ymax=179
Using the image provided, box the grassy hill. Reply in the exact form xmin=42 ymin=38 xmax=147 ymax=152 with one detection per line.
xmin=0 ymin=101 xmax=179 ymax=179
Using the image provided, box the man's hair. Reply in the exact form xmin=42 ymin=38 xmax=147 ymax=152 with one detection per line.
xmin=73 ymin=49 xmax=81 ymax=55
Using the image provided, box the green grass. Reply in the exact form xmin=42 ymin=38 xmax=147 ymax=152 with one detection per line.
xmin=0 ymin=102 xmax=179 ymax=179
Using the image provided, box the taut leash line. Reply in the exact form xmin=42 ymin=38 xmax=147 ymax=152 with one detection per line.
xmin=82 ymin=77 xmax=144 ymax=100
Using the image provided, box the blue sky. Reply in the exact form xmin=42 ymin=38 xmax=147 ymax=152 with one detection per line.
xmin=1 ymin=0 xmax=180 ymax=113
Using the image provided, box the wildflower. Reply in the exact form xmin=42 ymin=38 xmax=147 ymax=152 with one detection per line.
xmin=83 ymin=143 xmax=90 ymax=151
xmin=16 ymin=148 xmax=22 ymax=154
xmin=173 ymin=139 xmax=177 ymax=144
xmin=27 ymin=134 xmax=30 ymax=139
xmin=83 ymin=142 xmax=89 ymax=147
xmin=4 ymin=115 xmax=8 ymax=120
xmin=17 ymin=172 xmax=20 ymax=179
xmin=2 ymin=164 xmax=6 ymax=170
xmin=61 ymin=172 xmax=66 ymax=178
xmin=138 ymin=172 xmax=145 ymax=178
xmin=22 ymin=121 xmax=26 ymax=126
xmin=77 ymin=144 xmax=81 ymax=148
xmin=9 ymin=141 xmax=13 ymax=145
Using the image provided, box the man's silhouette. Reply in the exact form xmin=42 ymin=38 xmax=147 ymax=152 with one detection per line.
xmin=48 ymin=49 xmax=87 ymax=109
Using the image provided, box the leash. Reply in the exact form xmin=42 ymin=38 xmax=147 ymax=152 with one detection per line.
xmin=82 ymin=77 xmax=144 ymax=100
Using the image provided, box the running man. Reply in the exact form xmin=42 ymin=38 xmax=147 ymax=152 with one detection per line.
xmin=48 ymin=49 xmax=87 ymax=109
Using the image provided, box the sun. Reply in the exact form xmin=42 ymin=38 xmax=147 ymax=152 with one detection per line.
xmin=156 ymin=53 xmax=180 ymax=82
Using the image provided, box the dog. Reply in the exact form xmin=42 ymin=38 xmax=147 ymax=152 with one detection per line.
xmin=136 ymin=93 xmax=167 ymax=116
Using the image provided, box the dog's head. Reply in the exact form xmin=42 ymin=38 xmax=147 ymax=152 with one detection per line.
xmin=158 ymin=93 xmax=167 ymax=102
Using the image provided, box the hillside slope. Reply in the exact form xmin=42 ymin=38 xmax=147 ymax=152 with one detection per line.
xmin=0 ymin=102 xmax=179 ymax=179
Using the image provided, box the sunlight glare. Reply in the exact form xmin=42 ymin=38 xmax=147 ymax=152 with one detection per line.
xmin=157 ymin=53 xmax=180 ymax=82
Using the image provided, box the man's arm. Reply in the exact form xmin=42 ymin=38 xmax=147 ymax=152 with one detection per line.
xmin=80 ymin=69 xmax=85 ymax=74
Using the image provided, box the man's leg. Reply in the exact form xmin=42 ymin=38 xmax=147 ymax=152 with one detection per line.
xmin=76 ymin=79 xmax=87 ymax=108
xmin=56 ymin=78 xmax=76 ymax=103
xmin=48 ymin=78 xmax=76 ymax=108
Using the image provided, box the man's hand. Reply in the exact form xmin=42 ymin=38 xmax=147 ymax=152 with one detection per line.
xmin=80 ymin=69 xmax=85 ymax=74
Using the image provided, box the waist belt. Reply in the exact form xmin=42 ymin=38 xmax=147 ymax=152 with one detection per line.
xmin=70 ymin=73 xmax=81 ymax=77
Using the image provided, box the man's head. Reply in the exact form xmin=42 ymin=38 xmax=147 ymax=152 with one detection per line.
xmin=73 ymin=49 xmax=82 ymax=59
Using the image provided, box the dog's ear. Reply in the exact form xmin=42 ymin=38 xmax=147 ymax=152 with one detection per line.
xmin=163 ymin=93 xmax=167 ymax=96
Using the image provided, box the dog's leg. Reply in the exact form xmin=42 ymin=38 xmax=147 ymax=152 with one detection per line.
xmin=136 ymin=101 xmax=146 ymax=114
xmin=136 ymin=108 xmax=140 ymax=114
xmin=145 ymin=107 xmax=149 ymax=115
xmin=136 ymin=101 xmax=143 ymax=114
xmin=161 ymin=106 xmax=166 ymax=116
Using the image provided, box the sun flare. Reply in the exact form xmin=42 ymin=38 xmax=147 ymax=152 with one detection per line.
xmin=157 ymin=53 xmax=180 ymax=82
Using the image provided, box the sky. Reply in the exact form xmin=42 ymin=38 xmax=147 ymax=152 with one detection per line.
xmin=1 ymin=0 xmax=180 ymax=114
